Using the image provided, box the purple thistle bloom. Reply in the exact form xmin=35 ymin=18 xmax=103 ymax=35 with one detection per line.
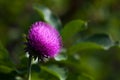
xmin=25 ymin=21 xmax=62 ymax=61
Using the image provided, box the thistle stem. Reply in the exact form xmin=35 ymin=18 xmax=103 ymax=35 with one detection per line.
xmin=28 ymin=55 xmax=32 ymax=80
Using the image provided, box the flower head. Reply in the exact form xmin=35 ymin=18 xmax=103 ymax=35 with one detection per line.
xmin=25 ymin=21 xmax=62 ymax=61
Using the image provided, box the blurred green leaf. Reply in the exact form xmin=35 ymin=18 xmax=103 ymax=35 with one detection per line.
xmin=58 ymin=58 xmax=94 ymax=80
xmin=0 ymin=41 xmax=14 ymax=73
xmin=33 ymin=5 xmax=62 ymax=31
xmin=31 ymin=72 xmax=41 ymax=80
xmin=55 ymin=49 xmax=67 ymax=61
xmin=83 ymin=34 xmax=113 ymax=48
xmin=68 ymin=42 xmax=105 ymax=54
xmin=61 ymin=20 xmax=87 ymax=42
xmin=41 ymin=65 xmax=67 ymax=80
xmin=54 ymin=53 xmax=67 ymax=61
xmin=0 ymin=41 xmax=8 ymax=59
xmin=0 ymin=65 xmax=13 ymax=73
xmin=78 ymin=73 xmax=94 ymax=80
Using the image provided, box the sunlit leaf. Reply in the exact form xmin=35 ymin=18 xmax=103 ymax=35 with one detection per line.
xmin=61 ymin=20 xmax=87 ymax=42
xmin=78 ymin=73 xmax=94 ymax=80
xmin=68 ymin=42 xmax=105 ymax=54
xmin=31 ymin=72 xmax=41 ymax=80
xmin=55 ymin=49 xmax=67 ymax=61
xmin=41 ymin=65 xmax=67 ymax=80
xmin=54 ymin=53 xmax=67 ymax=61
xmin=33 ymin=5 xmax=62 ymax=31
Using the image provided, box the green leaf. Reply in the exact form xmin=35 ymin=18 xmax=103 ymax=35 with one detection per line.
xmin=68 ymin=42 xmax=105 ymax=54
xmin=0 ymin=41 xmax=8 ymax=59
xmin=61 ymin=20 xmax=87 ymax=42
xmin=31 ymin=72 xmax=41 ymax=80
xmin=0 ymin=65 xmax=13 ymax=73
xmin=33 ymin=5 xmax=62 ymax=31
xmin=83 ymin=33 xmax=113 ymax=48
xmin=55 ymin=49 xmax=67 ymax=61
xmin=41 ymin=65 xmax=67 ymax=80
xmin=0 ymin=41 xmax=14 ymax=73
xmin=78 ymin=73 xmax=94 ymax=80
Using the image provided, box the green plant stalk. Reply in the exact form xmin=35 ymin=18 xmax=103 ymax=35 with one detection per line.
xmin=28 ymin=55 xmax=32 ymax=80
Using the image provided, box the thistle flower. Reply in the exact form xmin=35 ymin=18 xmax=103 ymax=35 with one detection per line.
xmin=25 ymin=21 xmax=62 ymax=61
